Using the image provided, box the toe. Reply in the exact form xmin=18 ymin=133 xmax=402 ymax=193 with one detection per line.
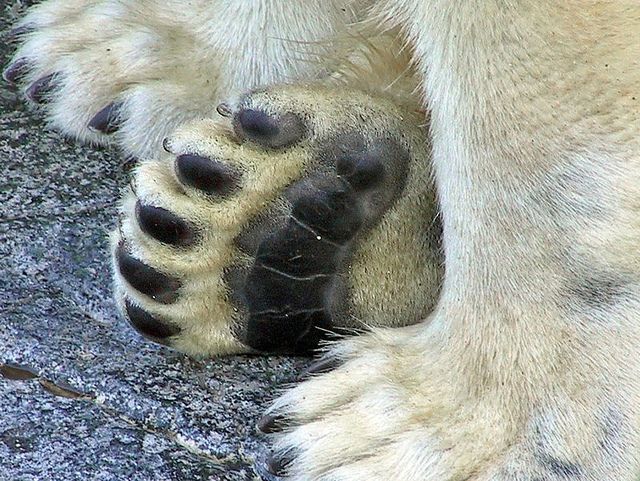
xmin=175 ymin=153 xmax=241 ymax=197
xmin=25 ymin=73 xmax=57 ymax=104
xmin=115 ymin=243 xmax=181 ymax=304
xmin=88 ymin=102 xmax=123 ymax=134
xmin=135 ymin=202 xmax=197 ymax=247
xmin=234 ymin=109 xmax=305 ymax=149
xmin=124 ymin=300 xmax=181 ymax=344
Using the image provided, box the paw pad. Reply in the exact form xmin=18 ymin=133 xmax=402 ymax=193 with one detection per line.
xmin=135 ymin=202 xmax=197 ymax=247
xmin=175 ymin=154 xmax=241 ymax=197
xmin=112 ymin=86 xmax=437 ymax=357
xmin=116 ymin=243 xmax=181 ymax=304
xmin=124 ymin=300 xmax=181 ymax=344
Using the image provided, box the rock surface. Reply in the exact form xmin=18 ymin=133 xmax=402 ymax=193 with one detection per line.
xmin=0 ymin=2 xmax=306 ymax=479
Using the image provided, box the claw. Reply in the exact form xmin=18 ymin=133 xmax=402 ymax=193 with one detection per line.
xmin=2 ymin=59 xmax=29 ymax=84
xmin=265 ymin=450 xmax=294 ymax=477
xmin=216 ymin=102 xmax=233 ymax=118
xmin=88 ymin=102 xmax=122 ymax=134
xmin=257 ymin=414 xmax=288 ymax=434
xmin=301 ymin=355 xmax=344 ymax=377
xmin=26 ymin=73 xmax=57 ymax=104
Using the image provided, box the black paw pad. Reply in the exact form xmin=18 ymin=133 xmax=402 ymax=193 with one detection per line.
xmin=2 ymin=59 xmax=29 ymax=84
xmin=176 ymin=154 xmax=241 ymax=197
xmin=135 ymin=202 xmax=196 ymax=247
xmin=240 ymin=214 xmax=341 ymax=353
xmin=116 ymin=243 xmax=181 ymax=304
xmin=291 ymin=187 xmax=362 ymax=244
xmin=124 ymin=300 xmax=181 ymax=344
xmin=26 ymin=73 xmax=56 ymax=104
xmin=88 ymin=102 xmax=122 ymax=134
xmin=337 ymin=152 xmax=385 ymax=191
xmin=234 ymin=109 xmax=305 ymax=149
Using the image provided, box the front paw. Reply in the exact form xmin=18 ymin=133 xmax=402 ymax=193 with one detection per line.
xmin=112 ymin=85 xmax=442 ymax=356
xmin=260 ymin=326 xmax=639 ymax=480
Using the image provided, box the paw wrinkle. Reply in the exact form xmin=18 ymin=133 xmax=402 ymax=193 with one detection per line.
xmin=255 ymin=262 xmax=332 ymax=282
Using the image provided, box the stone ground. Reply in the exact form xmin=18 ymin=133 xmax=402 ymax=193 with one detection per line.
xmin=0 ymin=2 xmax=307 ymax=479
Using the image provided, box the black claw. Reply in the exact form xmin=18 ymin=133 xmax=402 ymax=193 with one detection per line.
xmin=216 ymin=103 xmax=232 ymax=117
xmin=265 ymin=451 xmax=294 ymax=477
xmin=302 ymin=356 xmax=343 ymax=376
xmin=6 ymin=24 xmax=34 ymax=41
xmin=234 ymin=109 xmax=305 ymax=149
xmin=257 ymin=414 xmax=287 ymax=434
xmin=2 ymin=59 xmax=29 ymax=84
xmin=135 ymin=202 xmax=197 ymax=247
xmin=337 ymin=153 xmax=385 ymax=191
xmin=124 ymin=299 xmax=181 ymax=344
xmin=115 ymin=243 xmax=181 ymax=304
xmin=88 ymin=102 xmax=122 ymax=134
xmin=175 ymin=154 xmax=241 ymax=197
xmin=26 ymin=73 xmax=56 ymax=104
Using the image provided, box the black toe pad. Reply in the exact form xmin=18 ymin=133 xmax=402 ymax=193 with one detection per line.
xmin=176 ymin=154 xmax=241 ymax=197
xmin=234 ymin=109 xmax=305 ymax=149
xmin=116 ymin=243 xmax=181 ymax=304
xmin=135 ymin=202 xmax=197 ymax=247
xmin=124 ymin=300 xmax=181 ymax=343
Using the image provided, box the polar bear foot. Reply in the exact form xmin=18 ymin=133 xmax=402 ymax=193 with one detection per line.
xmin=259 ymin=325 xmax=637 ymax=481
xmin=112 ymin=85 xmax=442 ymax=356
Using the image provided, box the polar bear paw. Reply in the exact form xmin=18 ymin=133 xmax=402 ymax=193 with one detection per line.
xmin=112 ymin=85 xmax=442 ymax=356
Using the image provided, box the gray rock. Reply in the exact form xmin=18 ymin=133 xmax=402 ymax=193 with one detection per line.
xmin=0 ymin=2 xmax=308 ymax=479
